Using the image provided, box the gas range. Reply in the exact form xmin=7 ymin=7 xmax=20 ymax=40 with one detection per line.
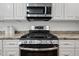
xmin=19 ymin=26 xmax=59 ymax=56
xmin=19 ymin=29 xmax=58 ymax=47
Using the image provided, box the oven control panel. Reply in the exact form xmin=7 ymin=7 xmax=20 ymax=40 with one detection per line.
xmin=19 ymin=40 xmax=58 ymax=44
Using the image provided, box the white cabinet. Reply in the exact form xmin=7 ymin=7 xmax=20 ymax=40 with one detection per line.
xmin=0 ymin=3 xmax=26 ymax=20
xmin=59 ymin=40 xmax=75 ymax=56
xmin=3 ymin=39 xmax=19 ymax=56
xmin=65 ymin=3 xmax=79 ymax=20
xmin=0 ymin=40 xmax=2 ymax=56
xmin=3 ymin=48 xmax=19 ymax=56
xmin=59 ymin=48 xmax=74 ymax=56
xmin=53 ymin=3 xmax=65 ymax=20
xmin=53 ymin=3 xmax=79 ymax=20
xmin=0 ymin=3 xmax=13 ymax=20
xmin=14 ymin=3 xmax=26 ymax=20
xmin=75 ymin=49 xmax=79 ymax=56
xmin=75 ymin=40 xmax=79 ymax=56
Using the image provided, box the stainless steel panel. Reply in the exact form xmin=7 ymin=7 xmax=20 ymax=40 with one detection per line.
xmin=19 ymin=40 xmax=58 ymax=44
xmin=27 ymin=14 xmax=52 ymax=17
xmin=20 ymin=47 xmax=58 ymax=51
xmin=27 ymin=3 xmax=52 ymax=7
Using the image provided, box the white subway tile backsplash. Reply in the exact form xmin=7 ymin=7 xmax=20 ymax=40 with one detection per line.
xmin=0 ymin=21 xmax=79 ymax=31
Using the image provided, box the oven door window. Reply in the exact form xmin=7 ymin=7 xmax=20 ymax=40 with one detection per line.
xmin=27 ymin=7 xmax=45 ymax=14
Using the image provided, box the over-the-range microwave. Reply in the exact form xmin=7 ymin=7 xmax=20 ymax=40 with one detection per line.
xmin=26 ymin=3 xmax=52 ymax=21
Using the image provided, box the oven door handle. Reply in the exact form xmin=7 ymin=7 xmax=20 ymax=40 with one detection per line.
xmin=20 ymin=47 xmax=58 ymax=51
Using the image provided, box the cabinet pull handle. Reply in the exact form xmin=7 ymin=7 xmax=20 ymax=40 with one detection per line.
xmin=64 ymin=55 xmax=69 ymax=56
xmin=9 ymin=54 xmax=15 ymax=56
xmin=9 ymin=43 xmax=16 ymax=45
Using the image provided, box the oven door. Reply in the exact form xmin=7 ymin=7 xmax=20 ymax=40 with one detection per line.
xmin=20 ymin=47 xmax=58 ymax=56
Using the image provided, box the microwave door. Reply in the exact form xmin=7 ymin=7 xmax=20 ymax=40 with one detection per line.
xmin=27 ymin=7 xmax=45 ymax=14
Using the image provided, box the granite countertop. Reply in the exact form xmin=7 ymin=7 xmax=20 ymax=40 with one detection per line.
xmin=0 ymin=31 xmax=27 ymax=39
xmin=54 ymin=34 xmax=79 ymax=39
xmin=51 ymin=31 xmax=79 ymax=39
xmin=0 ymin=31 xmax=79 ymax=39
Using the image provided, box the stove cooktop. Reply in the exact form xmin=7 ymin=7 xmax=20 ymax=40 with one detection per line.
xmin=20 ymin=30 xmax=58 ymax=40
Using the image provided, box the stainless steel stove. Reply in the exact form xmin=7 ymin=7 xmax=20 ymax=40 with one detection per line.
xmin=19 ymin=26 xmax=59 ymax=56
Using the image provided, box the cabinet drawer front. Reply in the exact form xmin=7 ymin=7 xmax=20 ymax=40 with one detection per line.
xmin=59 ymin=51 xmax=74 ymax=56
xmin=59 ymin=40 xmax=75 ymax=47
xmin=59 ymin=48 xmax=74 ymax=56
xmin=3 ymin=40 xmax=19 ymax=47
xmin=59 ymin=48 xmax=74 ymax=52
xmin=4 ymin=51 xmax=19 ymax=56
xmin=3 ymin=48 xmax=19 ymax=56
xmin=75 ymin=40 xmax=79 ymax=48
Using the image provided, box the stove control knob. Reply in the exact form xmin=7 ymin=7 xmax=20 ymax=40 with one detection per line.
xmin=24 ymin=41 xmax=27 ymax=44
xmin=52 ymin=40 xmax=58 ymax=44
xmin=29 ymin=41 xmax=32 ymax=44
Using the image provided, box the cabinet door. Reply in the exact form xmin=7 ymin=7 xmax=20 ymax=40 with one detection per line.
xmin=75 ymin=49 xmax=79 ymax=56
xmin=0 ymin=49 xmax=2 ymax=56
xmin=59 ymin=48 xmax=74 ymax=56
xmin=0 ymin=3 xmax=13 ymax=20
xmin=14 ymin=3 xmax=26 ymax=20
xmin=53 ymin=3 xmax=65 ymax=20
xmin=75 ymin=40 xmax=79 ymax=56
xmin=65 ymin=3 xmax=79 ymax=20
xmin=3 ymin=48 xmax=19 ymax=56
xmin=3 ymin=39 xmax=19 ymax=56
xmin=75 ymin=40 xmax=79 ymax=48
xmin=59 ymin=40 xmax=75 ymax=56
xmin=0 ymin=40 xmax=2 ymax=56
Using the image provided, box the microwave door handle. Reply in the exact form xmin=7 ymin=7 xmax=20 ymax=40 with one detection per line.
xmin=45 ymin=6 xmax=46 ymax=15
xmin=20 ymin=47 xmax=58 ymax=51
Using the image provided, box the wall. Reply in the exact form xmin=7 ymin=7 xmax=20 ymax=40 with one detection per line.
xmin=0 ymin=20 xmax=79 ymax=31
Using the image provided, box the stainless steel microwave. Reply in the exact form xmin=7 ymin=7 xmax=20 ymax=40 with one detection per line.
xmin=26 ymin=3 xmax=52 ymax=21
